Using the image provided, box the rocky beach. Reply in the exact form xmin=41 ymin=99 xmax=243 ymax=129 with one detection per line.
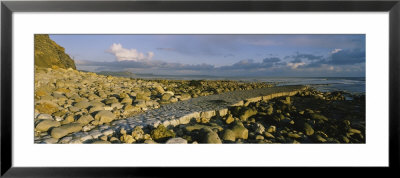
xmin=34 ymin=67 xmax=365 ymax=144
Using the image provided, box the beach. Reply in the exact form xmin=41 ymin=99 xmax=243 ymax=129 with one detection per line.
xmin=34 ymin=67 xmax=365 ymax=144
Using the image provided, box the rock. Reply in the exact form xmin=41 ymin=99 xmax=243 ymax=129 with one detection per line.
xmin=95 ymin=110 xmax=116 ymax=124
xmin=349 ymin=128 xmax=361 ymax=134
xmin=120 ymin=97 xmax=133 ymax=104
xmin=80 ymin=135 xmax=93 ymax=142
xmin=150 ymin=125 xmax=175 ymax=142
xmin=200 ymin=110 xmax=216 ymax=119
xmin=74 ymin=101 xmax=91 ymax=109
xmin=144 ymin=139 xmax=158 ymax=144
xmin=200 ymin=128 xmax=222 ymax=144
xmin=225 ymin=114 xmax=235 ymax=124
xmin=166 ymin=137 xmax=188 ymax=144
xmin=61 ymin=115 xmax=75 ymax=125
xmin=92 ymin=140 xmax=111 ymax=144
xmin=341 ymin=136 xmax=350 ymax=143
xmin=111 ymin=102 xmax=123 ymax=109
xmin=136 ymin=92 xmax=151 ymax=101
xmin=303 ymin=123 xmax=314 ymax=136
xmin=264 ymin=132 xmax=275 ymax=139
xmin=232 ymin=122 xmax=248 ymax=139
xmin=179 ymin=93 xmax=191 ymax=101
xmin=104 ymin=97 xmax=119 ymax=105
xmin=255 ymin=135 xmax=264 ymax=140
xmin=82 ymin=125 xmax=95 ymax=132
xmin=35 ymin=120 xmax=61 ymax=132
xmin=36 ymin=113 xmax=53 ymax=120
xmin=154 ymin=86 xmax=165 ymax=94
xmin=287 ymin=133 xmax=301 ymax=139
xmin=76 ymin=114 xmax=94 ymax=125
xmin=120 ymin=134 xmax=135 ymax=144
xmin=311 ymin=114 xmax=329 ymax=121
xmin=267 ymin=125 xmax=276 ymax=133
xmin=253 ymin=123 xmax=265 ymax=135
xmin=58 ymin=136 xmax=73 ymax=144
xmin=222 ymin=129 xmax=236 ymax=142
xmin=315 ymin=135 xmax=327 ymax=143
xmin=35 ymin=101 xmax=59 ymax=114
xmin=43 ymin=137 xmax=59 ymax=144
xmin=50 ymin=123 xmax=83 ymax=139
xmin=185 ymin=124 xmax=223 ymax=132
xmin=218 ymin=108 xmax=228 ymax=117
xmin=131 ymin=126 xmax=144 ymax=140
xmin=102 ymin=129 xmax=114 ymax=136
xmin=239 ymin=108 xmax=257 ymax=121
xmin=88 ymin=106 xmax=103 ymax=113
xmin=266 ymin=105 xmax=274 ymax=115
xmin=68 ymin=106 xmax=80 ymax=112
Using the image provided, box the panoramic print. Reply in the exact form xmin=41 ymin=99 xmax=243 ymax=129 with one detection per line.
xmin=34 ymin=34 xmax=365 ymax=144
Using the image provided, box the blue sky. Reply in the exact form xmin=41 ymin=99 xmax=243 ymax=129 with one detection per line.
xmin=50 ymin=34 xmax=365 ymax=77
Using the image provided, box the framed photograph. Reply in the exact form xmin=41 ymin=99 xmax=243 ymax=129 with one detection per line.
xmin=1 ymin=0 xmax=399 ymax=176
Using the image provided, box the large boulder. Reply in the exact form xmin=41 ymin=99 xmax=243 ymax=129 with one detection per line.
xmin=34 ymin=34 xmax=76 ymax=69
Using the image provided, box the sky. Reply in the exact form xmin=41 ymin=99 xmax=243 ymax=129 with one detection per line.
xmin=50 ymin=34 xmax=365 ymax=77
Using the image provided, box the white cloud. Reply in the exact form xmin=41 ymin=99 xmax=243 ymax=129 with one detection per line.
xmin=108 ymin=43 xmax=154 ymax=61
xmin=331 ymin=48 xmax=342 ymax=54
xmin=287 ymin=62 xmax=305 ymax=69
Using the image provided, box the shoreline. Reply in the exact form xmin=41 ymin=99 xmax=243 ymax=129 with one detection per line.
xmin=34 ymin=67 xmax=365 ymax=144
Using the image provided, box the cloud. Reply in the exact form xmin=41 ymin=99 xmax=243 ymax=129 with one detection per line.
xmin=287 ymin=62 xmax=306 ymax=69
xmin=108 ymin=43 xmax=154 ymax=61
xmin=331 ymin=48 xmax=343 ymax=54
xmin=328 ymin=49 xmax=365 ymax=65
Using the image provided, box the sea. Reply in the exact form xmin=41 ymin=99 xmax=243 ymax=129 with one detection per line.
xmin=125 ymin=74 xmax=366 ymax=94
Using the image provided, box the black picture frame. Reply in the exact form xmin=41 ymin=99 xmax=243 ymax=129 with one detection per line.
xmin=1 ymin=0 xmax=399 ymax=177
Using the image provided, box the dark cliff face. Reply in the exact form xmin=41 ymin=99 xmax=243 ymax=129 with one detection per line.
xmin=34 ymin=34 xmax=76 ymax=69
